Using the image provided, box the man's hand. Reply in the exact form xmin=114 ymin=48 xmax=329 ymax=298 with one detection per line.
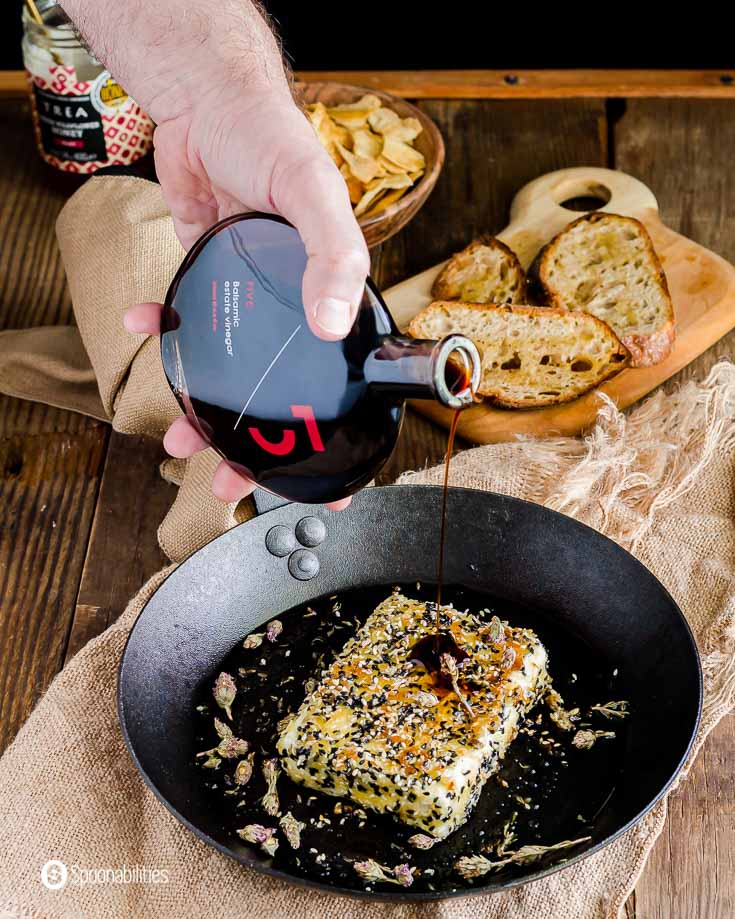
xmin=61 ymin=0 xmax=369 ymax=506
xmin=154 ymin=91 xmax=369 ymax=341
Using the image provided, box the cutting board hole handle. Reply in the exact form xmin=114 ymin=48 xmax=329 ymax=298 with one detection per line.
xmin=509 ymin=169 xmax=659 ymax=229
xmin=558 ymin=182 xmax=612 ymax=212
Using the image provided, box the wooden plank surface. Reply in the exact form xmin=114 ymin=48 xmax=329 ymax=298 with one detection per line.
xmin=614 ymin=98 xmax=735 ymax=919
xmin=63 ymin=432 xmax=174 ymax=662
xmin=0 ymin=100 xmax=107 ymax=750
xmin=4 ymin=69 xmax=735 ymax=100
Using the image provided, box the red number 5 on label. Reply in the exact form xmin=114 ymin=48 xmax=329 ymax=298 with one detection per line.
xmin=248 ymin=405 xmax=326 ymax=456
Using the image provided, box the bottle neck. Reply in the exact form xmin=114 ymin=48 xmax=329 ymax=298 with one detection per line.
xmin=364 ymin=335 xmax=480 ymax=409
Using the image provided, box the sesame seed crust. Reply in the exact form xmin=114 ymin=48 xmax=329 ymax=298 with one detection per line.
xmin=277 ymin=593 xmax=549 ymax=838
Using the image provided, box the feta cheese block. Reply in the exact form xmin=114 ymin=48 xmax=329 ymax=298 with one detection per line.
xmin=277 ymin=592 xmax=549 ymax=839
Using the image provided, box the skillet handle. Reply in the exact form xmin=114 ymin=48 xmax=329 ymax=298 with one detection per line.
xmin=252 ymin=488 xmax=290 ymax=516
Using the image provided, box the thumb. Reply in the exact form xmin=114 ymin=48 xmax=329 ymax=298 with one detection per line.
xmin=271 ymin=146 xmax=370 ymax=341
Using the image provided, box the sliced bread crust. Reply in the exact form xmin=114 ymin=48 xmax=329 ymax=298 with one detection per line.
xmin=431 ymin=235 xmax=526 ymax=305
xmin=409 ymin=300 xmax=629 ymax=409
xmin=534 ymin=212 xmax=674 ymax=367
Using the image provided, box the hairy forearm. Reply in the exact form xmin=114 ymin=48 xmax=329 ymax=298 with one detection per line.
xmin=59 ymin=0 xmax=292 ymax=122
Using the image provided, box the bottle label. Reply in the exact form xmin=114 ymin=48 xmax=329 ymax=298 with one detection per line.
xmin=26 ymin=65 xmax=154 ymax=173
xmin=32 ymin=82 xmax=107 ymax=164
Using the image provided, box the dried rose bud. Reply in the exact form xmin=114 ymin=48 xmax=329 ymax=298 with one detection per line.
xmin=415 ymin=691 xmax=439 ymax=708
xmin=213 ymin=672 xmax=237 ymax=720
xmin=234 ymin=755 xmax=254 ymax=785
xmin=214 ymin=718 xmax=232 ymax=739
xmin=261 ymin=758 xmax=280 ymax=816
xmin=408 ymin=833 xmax=437 ymax=849
xmin=261 ymin=836 xmax=279 ymax=857
xmin=279 ymin=812 xmax=305 ymax=850
xmin=237 ymin=824 xmax=267 ymax=844
xmin=440 ymin=653 xmax=474 ymax=718
xmin=218 ymin=735 xmax=249 ymax=759
xmin=237 ymin=824 xmax=276 ymax=846
xmin=266 ymin=620 xmax=283 ymax=642
xmin=485 ymin=616 xmax=506 ymax=643
xmin=572 ymin=729 xmax=615 ymax=750
xmin=393 ymin=864 xmax=414 ymax=888
xmin=353 ymin=859 xmax=391 ymax=884
xmin=243 ymin=632 xmax=264 ymax=650
xmin=353 ymin=859 xmax=415 ymax=887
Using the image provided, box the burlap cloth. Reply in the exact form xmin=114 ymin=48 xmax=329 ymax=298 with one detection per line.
xmin=0 ymin=176 xmax=734 ymax=918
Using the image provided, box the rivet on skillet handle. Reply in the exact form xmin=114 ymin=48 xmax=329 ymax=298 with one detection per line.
xmin=295 ymin=516 xmax=326 ymax=548
xmin=265 ymin=526 xmax=297 ymax=558
xmin=288 ymin=549 xmax=320 ymax=580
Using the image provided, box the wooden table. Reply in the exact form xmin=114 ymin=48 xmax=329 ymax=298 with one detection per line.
xmin=0 ymin=73 xmax=732 ymax=918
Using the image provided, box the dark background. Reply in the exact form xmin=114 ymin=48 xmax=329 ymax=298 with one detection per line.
xmin=3 ymin=2 xmax=732 ymax=70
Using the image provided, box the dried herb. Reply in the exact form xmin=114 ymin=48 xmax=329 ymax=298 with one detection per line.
xmin=214 ymin=717 xmax=231 ymax=739
xmin=572 ymin=729 xmax=616 ymax=750
xmin=261 ymin=836 xmax=279 ymax=857
xmin=415 ymin=691 xmax=439 ymax=708
xmin=590 ymin=700 xmax=629 ymax=720
xmin=261 ymin=758 xmax=280 ymax=816
xmin=407 ymin=833 xmax=438 ymax=850
xmin=201 ymin=755 xmax=220 ymax=769
xmin=495 ymin=812 xmax=517 ymax=856
xmin=243 ymin=632 xmax=264 ymax=650
xmin=234 ymin=754 xmax=255 ymax=785
xmin=353 ymin=859 xmax=414 ymax=887
xmin=440 ymin=653 xmax=474 ymax=718
xmin=237 ymin=823 xmax=278 ymax=857
xmin=456 ymin=836 xmax=591 ymax=878
xmin=393 ymin=864 xmax=414 ymax=888
xmin=266 ymin=620 xmax=283 ymax=642
xmin=484 ymin=615 xmax=506 ymax=643
xmin=500 ymin=646 xmax=516 ymax=670
xmin=280 ymin=812 xmax=305 ymax=850
xmin=197 ymin=718 xmax=249 ymax=760
xmin=213 ymin=672 xmax=237 ymax=721
xmin=545 ymin=688 xmax=580 ymax=731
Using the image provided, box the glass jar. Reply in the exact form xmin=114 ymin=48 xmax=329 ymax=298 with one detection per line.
xmin=21 ymin=1 xmax=154 ymax=173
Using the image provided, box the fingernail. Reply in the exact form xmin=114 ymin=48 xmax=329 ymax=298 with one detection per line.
xmin=314 ymin=298 xmax=352 ymax=335
xmin=123 ymin=313 xmax=144 ymax=333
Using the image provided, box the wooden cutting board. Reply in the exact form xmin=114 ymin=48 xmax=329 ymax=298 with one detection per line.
xmin=383 ymin=166 xmax=735 ymax=443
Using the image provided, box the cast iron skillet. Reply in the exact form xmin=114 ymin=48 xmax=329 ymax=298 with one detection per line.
xmin=118 ymin=485 xmax=702 ymax=901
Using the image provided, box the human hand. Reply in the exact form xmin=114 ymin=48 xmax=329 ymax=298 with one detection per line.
xmin=124 ymin=301 xmax=353 ymax=510
xmin=146 ymin=91 xmax=368 ymax=507
xmin=64 ymin=0 xmax=367 ymax=505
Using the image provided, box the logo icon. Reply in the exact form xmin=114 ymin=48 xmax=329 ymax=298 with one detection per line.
xmin=90 ymin=70 xmax=132 ymax=116
xmin=41 ymin=860 xmax=68 ymax=891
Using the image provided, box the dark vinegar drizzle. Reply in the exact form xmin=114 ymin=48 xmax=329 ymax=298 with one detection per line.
xmin=436 ymin=407 xmax=462 ymax=619
xmin=408 ymin=358 xmax=476 ymax=677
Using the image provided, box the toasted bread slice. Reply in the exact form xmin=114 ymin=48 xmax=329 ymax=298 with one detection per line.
xmin=534 ymin=213 xmax=674 ymax=367
xmin=409 ymin=301 xmax=629 ymax=408
xmin=431 ymin=235 xmax=526 ymax=304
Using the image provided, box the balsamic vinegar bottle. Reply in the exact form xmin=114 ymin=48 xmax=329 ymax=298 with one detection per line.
xmin=160 ymin=213 xmax=480 ymax=504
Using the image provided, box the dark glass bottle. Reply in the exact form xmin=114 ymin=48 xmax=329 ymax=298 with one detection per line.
xmin=160 ymin=213 xmax=480 ymax=504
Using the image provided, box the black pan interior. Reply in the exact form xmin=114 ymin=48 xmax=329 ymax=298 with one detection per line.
xmin=118 ymin=485 xmax=702 ymax=901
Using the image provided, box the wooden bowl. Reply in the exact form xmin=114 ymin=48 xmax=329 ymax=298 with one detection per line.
xmin=296 ymin=82 xmax=445 ymax=249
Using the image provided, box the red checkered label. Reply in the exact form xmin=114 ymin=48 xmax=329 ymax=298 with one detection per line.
xmin=27 ymin=65 xmax=153 ymax=173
